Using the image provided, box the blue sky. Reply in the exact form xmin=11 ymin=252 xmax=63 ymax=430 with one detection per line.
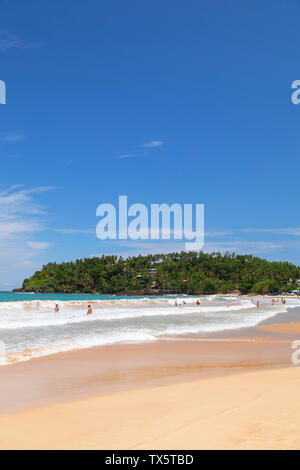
xmin=1 ymin=0 xmax=300 ymax=288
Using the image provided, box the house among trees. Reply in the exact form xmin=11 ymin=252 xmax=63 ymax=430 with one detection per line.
xmin=149 ymin=268 xmax=158 ymax=277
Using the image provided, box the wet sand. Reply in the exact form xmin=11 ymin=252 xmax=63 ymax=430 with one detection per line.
xmin=0 ymin=337 xmax=294 ymax=414
xmin=0 ymin=318 xmax=300 ymax=449
xmin=257 ymin=322 xmax=300 ymax=335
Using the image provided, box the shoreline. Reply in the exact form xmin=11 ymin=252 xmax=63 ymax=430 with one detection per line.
xmin=0 ymin=322 xmax=299 ymax=449
xmin=0 ymin=318 xmax=298 ymax=414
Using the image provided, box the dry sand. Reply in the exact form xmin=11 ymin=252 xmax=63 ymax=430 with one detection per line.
xmin=0 ymin=366 xmax=300 ymax=450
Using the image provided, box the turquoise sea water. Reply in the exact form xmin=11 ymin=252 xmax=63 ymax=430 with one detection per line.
xmin=0 ymin=291 xmax=173 ymax=302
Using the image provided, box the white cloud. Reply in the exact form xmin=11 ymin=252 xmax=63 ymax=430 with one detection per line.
xmin=205 ymin=230 xmax=233 ymax=237
xmin=142 ymin=140 xmax=164 ymax=148
xmin=90 ymin=242 xmax=185 ymax=260
xmin=0 ymin=185 xmax=54 ymax=288
xmin=116 ymin=154 xmax=136 ymax=160
xmin=27 ymin=241 xmax=52 ymax=250
xmin=54 ymin=228 xmax=94 ymax=234
xmin=0 ymin=185 xmax=54 ymax=220
xmin=0 ymin=133 xmax=26 ymax=143
xmin=0 ymin=31 xmax=21 ymax=51
xmin=92 ymin=235 xmax=300 ymax=260
xmin=203 ymin=240 xmax=283 ymax=254
xmin=242 ymin=227 xmax=300 ymax=236
xmin=0 ymin=31 xmax=34 ymax=51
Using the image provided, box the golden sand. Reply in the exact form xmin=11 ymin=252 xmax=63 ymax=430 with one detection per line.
xmin=257 ymin=322 xmax=300 ymax=335
xmin=0 ymin=366 xmax=300 ymax=450
xmin=0 ymin=322 xmax=299 ymax=450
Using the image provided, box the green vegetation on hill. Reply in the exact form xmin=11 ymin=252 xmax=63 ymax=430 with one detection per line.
xmin=20 ymin=251 xmax=300 ymax=295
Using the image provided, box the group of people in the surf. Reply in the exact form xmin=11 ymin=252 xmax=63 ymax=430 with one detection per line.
xmin=54 ymin=304 xmax=93 ymax=315
xmin=174 ymin=299 xmax=233 ymax=308
xmin=52 ymin=295 xmax=288 ymax=316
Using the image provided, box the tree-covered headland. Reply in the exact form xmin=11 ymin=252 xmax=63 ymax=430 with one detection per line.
xmin=18 ymin=251 xmax=300 ymax=295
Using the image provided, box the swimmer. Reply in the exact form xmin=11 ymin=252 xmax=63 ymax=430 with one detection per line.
xmin=226 ymin=301 xmax=232 ymax=307
xmin=87 ymin=305 xmax=93 ymax=315
xmin=54 ymin=304 xmax=59 ymax=313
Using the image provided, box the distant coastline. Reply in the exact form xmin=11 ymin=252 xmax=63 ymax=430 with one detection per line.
xmin=11 ymin=288 xmax=300 ymax=299
xmin=12 ymin=288 xmax=174 ymax=296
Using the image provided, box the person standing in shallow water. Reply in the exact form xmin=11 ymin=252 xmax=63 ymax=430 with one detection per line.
xmin=87 ymin=305 xmax=93 ymax=315
xmin=54 ymin=304 xmax=59 ymax=313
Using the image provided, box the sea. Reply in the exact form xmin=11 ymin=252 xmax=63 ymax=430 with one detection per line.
xmin=0 ymin=291 xmax=298 ymax=366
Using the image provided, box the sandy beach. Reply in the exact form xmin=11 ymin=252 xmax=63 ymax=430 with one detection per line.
xmin=1 ymin=366 xmax=300 ymax=450
xmin=0 ymin=318 xmax=300 ymax=450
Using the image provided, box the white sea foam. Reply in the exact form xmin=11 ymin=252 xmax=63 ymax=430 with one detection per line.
xmin=0 ymin=295 xmax=299 ymax=366
xmin=0 ymin=300 xmax=257 ymax=330
xmin=163 ymin=307 xmax=288 ymax=335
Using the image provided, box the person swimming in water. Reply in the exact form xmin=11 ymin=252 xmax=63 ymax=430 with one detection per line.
xmin=54 ymin=304 xmax=59 ymax=313
xmin=87 ymin=305 xmax=93 ymax=315
xmin=226 ymin=301 xmax=232 ymax=307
